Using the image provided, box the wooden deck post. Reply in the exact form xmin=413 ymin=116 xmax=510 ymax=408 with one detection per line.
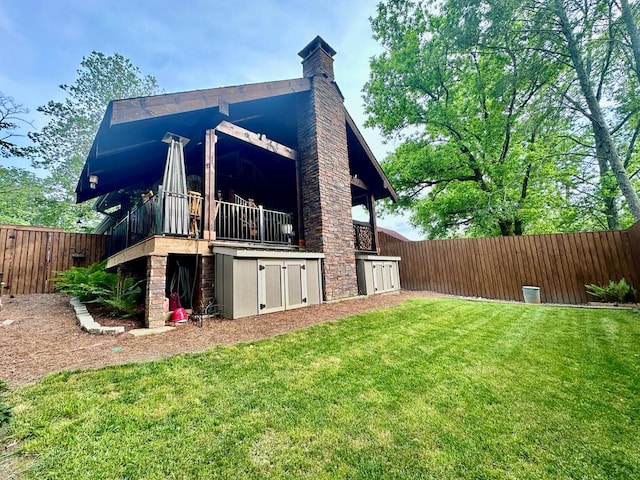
xmin=369 ymin=193 xmax=379 ymax=253
xmin=203 ymin=129 xmax=217 ymax=241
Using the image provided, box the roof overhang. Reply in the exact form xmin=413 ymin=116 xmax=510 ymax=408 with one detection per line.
xmin=76 ymin=78 xmax=312 ymax=204
xmin=345 ymin=111 xmax=397 ymax=203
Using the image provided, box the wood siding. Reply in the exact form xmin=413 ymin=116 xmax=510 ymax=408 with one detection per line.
xmin=0 ymin=225 xmax=108 ymax=295
xmin=379 ymin=223 xmax=640 ymax=304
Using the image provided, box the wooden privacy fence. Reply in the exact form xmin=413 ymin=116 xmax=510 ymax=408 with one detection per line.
xmin=379 ymin=222 xmax=640 ymax=305
xmin=0 ymin=224 xmax=108 ymax=295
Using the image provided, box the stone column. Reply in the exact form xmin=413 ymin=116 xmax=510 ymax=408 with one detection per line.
xmin=145 ymin=254 xmax=167 ymax=328
xmin=194 ymin=255 xmax=214 ymax=313
xmin=297 ymin=36 xmax=358 ymax=300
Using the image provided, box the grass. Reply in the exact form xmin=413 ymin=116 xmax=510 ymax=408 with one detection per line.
xmin=4 ymin=298 xmax=640 ymax=479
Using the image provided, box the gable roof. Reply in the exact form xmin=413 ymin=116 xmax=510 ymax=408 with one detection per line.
xmin=77 ymin=72 xmax=396 ymax=205
xmin=378 ymin=226 xmax=410 ymax=242
xmin=109 ymin=78 xmax=312 ymax=126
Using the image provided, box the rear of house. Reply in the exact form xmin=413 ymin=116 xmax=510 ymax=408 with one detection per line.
xmin=77 ymin=36 xmax=401 ymax=327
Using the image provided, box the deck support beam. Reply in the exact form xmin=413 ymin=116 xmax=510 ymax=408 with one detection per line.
xmin=203 ymin=129 xmax=217 ymax=241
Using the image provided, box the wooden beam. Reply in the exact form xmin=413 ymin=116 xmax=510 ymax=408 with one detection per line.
xmin=111 ymin=78 xmax=312 ymax=125
xmin=203 ymin=129 xmax=217 ymax=241
xmin=95 ymin=139 xmax=158 ymax=159
xmin=219 ymin=99 xmax=229 ymax=116
xmin=106 ymin=236 xmax=212 ymax=269
xmin=214 ymin=120 xmax=298 ymax=161
xmin=350 ymin=176 xmax=368 ymax=190
xmin=369 ymin=193 xmax=379 ymax=254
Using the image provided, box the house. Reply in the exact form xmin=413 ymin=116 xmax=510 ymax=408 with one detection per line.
xmin=377 ymin=227 xmax=411 ymax=242
xmin=76 ymin=36 xmax=401 ymax=327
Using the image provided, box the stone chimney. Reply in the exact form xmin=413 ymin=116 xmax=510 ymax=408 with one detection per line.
xmin=296 ymin=36 xmax=358 ymax=300
xmin=298 ymin=35 xmax=337 ymax=81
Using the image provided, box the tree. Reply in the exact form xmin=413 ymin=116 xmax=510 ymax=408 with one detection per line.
xmin=0 ymin=166 xmax=46 ymax=225
xmin=29 ymin=52 xmax=161 ymax=230
xmin=0 ymin=92 xmax=33 ymax=158
xmin=553 ymin=0 xmax=640 ymax=223
xmin=0 ymin=92 xmax=46 ymax=225
xmin=364 ymin=0 xmax=571 ymax=237
xmin=366 ymin=0 xmax=640 ymax=237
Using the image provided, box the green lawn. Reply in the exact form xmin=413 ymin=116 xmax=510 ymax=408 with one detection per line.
xmin=4 ymin=298 xmax=640 ymax=479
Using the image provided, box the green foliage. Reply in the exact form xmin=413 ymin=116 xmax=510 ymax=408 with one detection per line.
xmin=8 ymin=299 xmax=640 ymax=478
xmin=28 ymin=52 xmax=161 ymax=231
xmin=50 ymin=260 xmax=112 ymax=301
xmin=366 ymin=0 xmax=640 ymax=237
xmin=96 ymin=276 xmax=144 ymax=319
xmin=51 ymin=261 xmax=142 ymax=317
xmin=0 ymin=166 xmax=46 ymax=225
xmin=586 ymin=278 xmax=638 ymax=303
xmin=365 ymin=0 xmax=575 ymax=238
xmin=0 ymin=380 xmax=11 ymax=427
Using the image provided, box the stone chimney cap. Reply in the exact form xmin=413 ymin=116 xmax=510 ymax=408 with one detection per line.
xmin=298 ymin=36 xmax=337 ymax=60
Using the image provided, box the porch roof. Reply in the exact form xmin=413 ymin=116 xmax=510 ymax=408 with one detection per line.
xmin=77 ymin=76 xmax=397 ymax=204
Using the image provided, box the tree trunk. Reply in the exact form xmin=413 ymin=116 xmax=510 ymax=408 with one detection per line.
xmin=555 ymin=0 xmax=640 ymax=223
xmin=595 ymin=142 xmax=620 ymax=230
xmin=499 ymin=219 xmax=516 ymax=236
xmin=620 ymin=0 xmax=640 ymax=84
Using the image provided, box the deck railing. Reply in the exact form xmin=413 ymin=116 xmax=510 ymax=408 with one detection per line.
xmin=215 ymin=200 xmax=294 ymax=244
xmin=106 ymin=191 xmax=293 ymax=256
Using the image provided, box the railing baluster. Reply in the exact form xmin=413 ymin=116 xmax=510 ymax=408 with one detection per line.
xmin=259 ymin=206 xmax=265 ymax=243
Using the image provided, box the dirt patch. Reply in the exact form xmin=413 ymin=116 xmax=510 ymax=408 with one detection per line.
xmin=0 ymin=291 xmax=442 ymax=387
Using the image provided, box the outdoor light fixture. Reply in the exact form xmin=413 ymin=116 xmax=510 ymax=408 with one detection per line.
xmin=89 ymin=174 xmax=99 ymax=189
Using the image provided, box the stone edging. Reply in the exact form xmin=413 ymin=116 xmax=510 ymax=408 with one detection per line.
xmin=69 ymin=297 xmax=125 ymax=335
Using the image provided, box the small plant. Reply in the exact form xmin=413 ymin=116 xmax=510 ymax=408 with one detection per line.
xmin=0 ymin=380 xmax=11 ymax=427
xmin=51 ymin=261 xmax=143 ymax=317
xmin=585 ymin=278 xmax=638 ymax=304
xmin=97 ymin=276 xmax=144 ymax=318
xmin=50 ymin=260 xmax=116 ymax=302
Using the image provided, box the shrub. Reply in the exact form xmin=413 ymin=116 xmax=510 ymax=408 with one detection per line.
xmin=51 ymin=261 xmax=143 ymax=317
xmin=50 ymin=260 xmax=116 ymax=302
xmin=97 ymin=276 xmax=144 ymax=318
xmin=0 ymin=380 xmax=11 ymax=427
xmin=585 ymin=278 xmax=638 ymax=304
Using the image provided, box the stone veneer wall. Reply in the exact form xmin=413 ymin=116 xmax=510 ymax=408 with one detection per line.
xmin=297 ymin=44 xmax=358 ymax=300
xmin=145 ymin=255 xmax=167 ymax=328
xmin=194 ymin=255 xmax=214 ymax=312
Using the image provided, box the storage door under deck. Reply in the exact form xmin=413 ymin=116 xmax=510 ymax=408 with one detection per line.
xmin=258 ymin=259 xmax=308 ymax=314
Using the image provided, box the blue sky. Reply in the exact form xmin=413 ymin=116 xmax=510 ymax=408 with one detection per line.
xmin=1 ymin=0 xmax=420 ymax=239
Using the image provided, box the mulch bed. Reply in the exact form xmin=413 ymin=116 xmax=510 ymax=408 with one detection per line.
xmin=84 ymin=303 xmax=144 ymax=331
xmin=0 ymin=291 xmax=442 ymax=387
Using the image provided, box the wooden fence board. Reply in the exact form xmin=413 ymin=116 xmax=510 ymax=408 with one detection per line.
xmin=379 ymin=222 xmax=640 ymax=305
xmin=628 ymin=224 xmax=640 ymax=283
xmin=477 ymin=237 xmax=492 ymax=299
xmin=0 ymin=225 xmax=108 ymax=295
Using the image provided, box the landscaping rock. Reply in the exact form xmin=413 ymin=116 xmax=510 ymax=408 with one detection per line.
xmin=70 ymin=297 xmax=128 ymax=335
xmin=128 ymin=326 xmax=175 ymax=337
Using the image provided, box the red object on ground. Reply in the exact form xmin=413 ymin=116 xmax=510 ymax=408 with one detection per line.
xmin=171 ymin=308 xmax=188 ymax=322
